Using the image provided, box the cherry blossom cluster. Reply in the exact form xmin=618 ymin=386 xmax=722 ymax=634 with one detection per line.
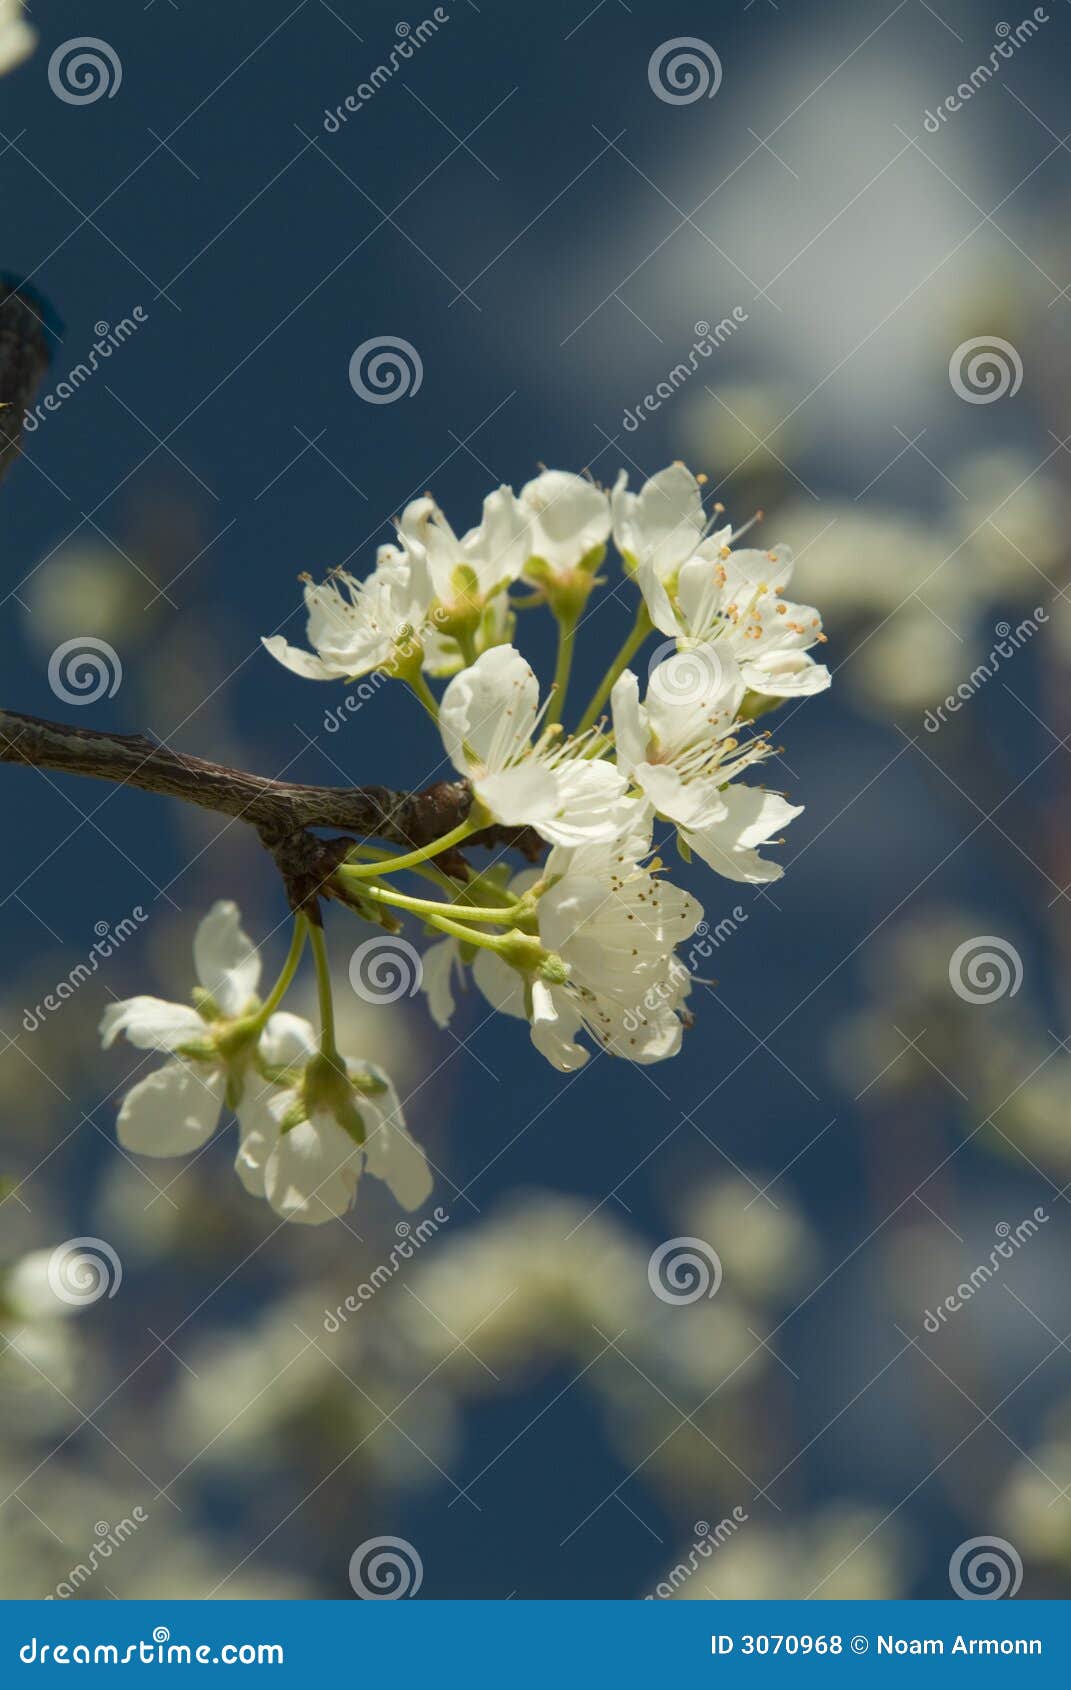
xmin=101 ymin=465 xmax=829 ymax=1224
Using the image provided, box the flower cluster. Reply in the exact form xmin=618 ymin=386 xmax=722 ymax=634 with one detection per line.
xmin=103 ymin=464 xmax=828 ymax=1223
xmin=101 ymin=903 xmax=430 ymax=1226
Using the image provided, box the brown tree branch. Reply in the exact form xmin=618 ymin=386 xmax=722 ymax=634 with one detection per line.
xmin=1 ymin=280 xmax=55 ymax=486
xmin=0 ymin=706 xmax=542 ymax=914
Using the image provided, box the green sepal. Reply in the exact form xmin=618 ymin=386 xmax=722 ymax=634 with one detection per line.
xmin=350 ymin=1066 xmax=389 ymax=1098
xmin=191 ymin=988 xmax=221 ymax=1021
xmin=738 ymin=689 xmax=785 ymax=722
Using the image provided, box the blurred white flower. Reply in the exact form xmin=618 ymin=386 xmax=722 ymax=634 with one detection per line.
xmin=665 ymin=1503 xmax=909 ymax=1599
xmin=956 ymin=450 xmax=1070 ymax=598
xmin=24 ymin=544 xmax=154 ymax=648
xmin=682 ymin=1175 xmax=819 ymax=1304
xmin=0 ymin=0 xmax=34 ymax=75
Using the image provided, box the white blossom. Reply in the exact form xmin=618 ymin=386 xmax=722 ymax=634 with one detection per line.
xmin=613 ymin=463 xmax=828 ymax=700
xmin=99 ymin=901 xmax=262 ymax=1157
xmin=262 ymin=546 xmax=431 ymax=682
xmin=612 ymin=660 xmax=802 ymax=882
xmin=398 ymin=487 xmax=529 ymax=621
xmin=449 ymin=817 xmax=703 ymax=1071
xmin=611 ymin=462 xmax=718 ymax=580
xmin=439 ymin=644 xmax=634 ymax=846
xmin=665 ymin=545 xmax=830 ymax=699
xmin=237 ymin=1016 xmax=430 ymax=1226
xmin=519 ymin=469 xmax=611 ymax=579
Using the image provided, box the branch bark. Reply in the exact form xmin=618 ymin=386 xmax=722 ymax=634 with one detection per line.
xmin=0 ymin=706 xmax=522 ymax=913
xmin=0 ymin=281 xmax=55 ymax=486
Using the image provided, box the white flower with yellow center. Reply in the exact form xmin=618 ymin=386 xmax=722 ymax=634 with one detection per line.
xmin=440 ymin=644 xmax=634 ymax=846
xmin=261 ymin=545 xmax=431 ymax=683
xmin=666 ymin=543 xmax=830 ymax=699
xmin=611 ymin=658 xmax=802 ymax=883
xmin=440 ymin=817 xmax=703 ymax=1071
xmin=398 ymin=487 xmax=529 ymax=633
xmin=612 ymin=462 xmax=828 ymax=700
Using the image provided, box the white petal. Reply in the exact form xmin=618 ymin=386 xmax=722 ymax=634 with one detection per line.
xmin=687 ymin=787 xmax=803 ymax=882
xmin=234 ymin=1086 xmax=283 ymax=1197
xmin=362 ymin=1085 xmax=433 ymax=1211
xmin=635 ymin=558 xmax=679 ymax=635
xmin=264 ymin=1113 xmax=361 ymax=1226
xmin=635 ymin=763 xmax=728 ymax=831
xmin=529 ymin=981 xmax=588 ymax=1072
xmin=116 ymin=1061 xmax=225 ymax=1157
xmin=724 ymin=544 xmax=795 ymax=595
xmin=536 ymin=760 xmax=633 ymax=847
xmin=644 ymin=648 xmax=746 ymax=741
xmin=743 ymin=651 xmax=831 ymax=697
xmin=100 ymin=997 xmax=206 ymax=1052
xmin=475 ymin=761 xmax=560 ymax=827
xmin=439 ymin=645 xmax=539 ymax=776
xmin=258 ymin=1012 xmax=317 ymax=1069
xmin=418 ymin=503 xmax=465 ymax=603
xmin=472 ymin=948 xmax=526 ymax=1018
xmin=521 ymin=470 xmax=611 ymax=570
xmin=397 ymin=494 xmax=436 ymax=558
xmin=724 ymin=787 xmax=803 ymax=849
xmin=465 ymin=486 xmax=530 ymax=589
xmin=539 ymin=865 xmax=701 ymax=992
xmin=261 ymin=635 xmax=343 ymax=681
xmin=194 ymin=901 xmax=261 ymax=1017
xmin=592 ymin=996 xmax=685 ymax=1065
xmin=610 ymin=670 xmax=648 ymax=777
xmin=674 ymin=553 xmax=720 ymax=627
xmin=614 ymin=464 xmax=706 ymax=573
xmin=420 ymin=938 xmax=460 ymax=1029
